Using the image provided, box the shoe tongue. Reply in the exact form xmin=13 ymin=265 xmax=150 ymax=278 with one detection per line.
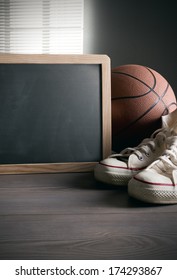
xmin=128 ymin=153 xmax=144 ymax=168
xmin=152 ymin=160 xmax=164 ymax=173
xmin=164 ymin=137 xmax=177 ymax=164
xmin=162 ymin=109 xmax=177 ymax=133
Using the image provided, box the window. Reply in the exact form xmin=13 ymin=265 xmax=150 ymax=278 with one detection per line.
xmin=0 ymin=0 xmax=84 ymax=54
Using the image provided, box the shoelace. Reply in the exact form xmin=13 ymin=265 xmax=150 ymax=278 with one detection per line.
xmin=151 ymin=136 xmax=177 ymax=172
xmin=110 ymin=127 xmax=170 ymax=162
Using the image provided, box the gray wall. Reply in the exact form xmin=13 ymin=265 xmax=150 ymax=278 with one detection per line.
xmin=84 ymin=0 xmax=177 ymax=94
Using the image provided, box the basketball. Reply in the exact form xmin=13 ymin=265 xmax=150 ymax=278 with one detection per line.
xmin=112 ymin=64 xmax=177 ymax=151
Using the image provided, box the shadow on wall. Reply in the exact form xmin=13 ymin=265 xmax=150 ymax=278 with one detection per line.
xmin=84 ymin=0 xmax=177 ymax=94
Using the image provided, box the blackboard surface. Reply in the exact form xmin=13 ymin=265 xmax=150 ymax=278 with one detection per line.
xmin=0 ymin=54 xmax=111 ymax=173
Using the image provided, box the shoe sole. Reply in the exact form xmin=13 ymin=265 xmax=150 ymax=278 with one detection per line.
xmin=94 ymin=164 xmax=139 ymax=186
xmin=128 ymin=177 xmax=177 ymax=204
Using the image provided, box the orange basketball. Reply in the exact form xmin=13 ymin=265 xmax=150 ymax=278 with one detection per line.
xmin=112 ymin=64 xmax=177 ymax=151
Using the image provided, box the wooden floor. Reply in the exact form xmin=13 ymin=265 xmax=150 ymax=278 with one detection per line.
xmin=0 ymin=172 xmax=177 ymax=260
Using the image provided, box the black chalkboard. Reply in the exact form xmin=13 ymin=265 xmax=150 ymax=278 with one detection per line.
xmin=0 ymin=54 xmax=111 ymax=174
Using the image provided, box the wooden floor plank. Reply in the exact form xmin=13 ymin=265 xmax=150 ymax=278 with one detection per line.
xmin=0 ymin=173 xmax=177 ymax=259
xmin=1 ymin=213 xmax=177 ymax=260
xmin=0 ymin=173 xmax=177 ymax=214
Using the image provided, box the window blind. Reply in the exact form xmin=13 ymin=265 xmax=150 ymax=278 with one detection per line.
xmin=0 ymin=0 xmax=84 ymax=54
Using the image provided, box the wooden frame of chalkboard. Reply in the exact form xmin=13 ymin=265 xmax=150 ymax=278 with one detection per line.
xmin=0 ymin=54 xmax=111 ymax=174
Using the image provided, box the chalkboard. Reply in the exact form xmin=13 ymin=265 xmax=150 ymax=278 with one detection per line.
xmin=0 ymin=54 xmax=111 ymax=174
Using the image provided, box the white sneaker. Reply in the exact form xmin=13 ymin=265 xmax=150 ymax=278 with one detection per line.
xmin=128 ymin=135 xmax=177 ymax=204
xmin=94 ymin=128 xmax=170 ymax=186
xmin=94 ymin=108 xmax=177 ymax=186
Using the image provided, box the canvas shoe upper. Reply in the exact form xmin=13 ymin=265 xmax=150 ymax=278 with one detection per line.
xmin=94 ymin=127 xmax=170 ymax=186
xmin=94 ymin=108 xmax=177 ymax=186
xmin=128 ymin=135 xmax=177 ymax=204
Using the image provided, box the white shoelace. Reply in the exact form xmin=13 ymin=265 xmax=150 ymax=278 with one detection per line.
xmin=150 ymin=136 xmax=177 ymax=173
xmin=111 ymin=128 xmax=170 ymax=162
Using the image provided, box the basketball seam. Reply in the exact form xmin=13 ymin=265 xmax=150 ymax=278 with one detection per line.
xmin=146 ymin=67 xmax=170 ymax=113
xmin=112 ymin=67 xmax=169 ymax=104
xmin=118 ymin=83 xmax=170 ymax=133
xmin=112 ymin=67 xmax=156 ymax=100
xmin=112 ymin=66 xmax=175 ymax=133
xmin=147 ymin=68 xmax=177 ymax=115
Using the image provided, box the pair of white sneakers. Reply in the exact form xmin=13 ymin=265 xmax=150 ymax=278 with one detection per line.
xmin=94 ymin=109 xmax=177 ymax=204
